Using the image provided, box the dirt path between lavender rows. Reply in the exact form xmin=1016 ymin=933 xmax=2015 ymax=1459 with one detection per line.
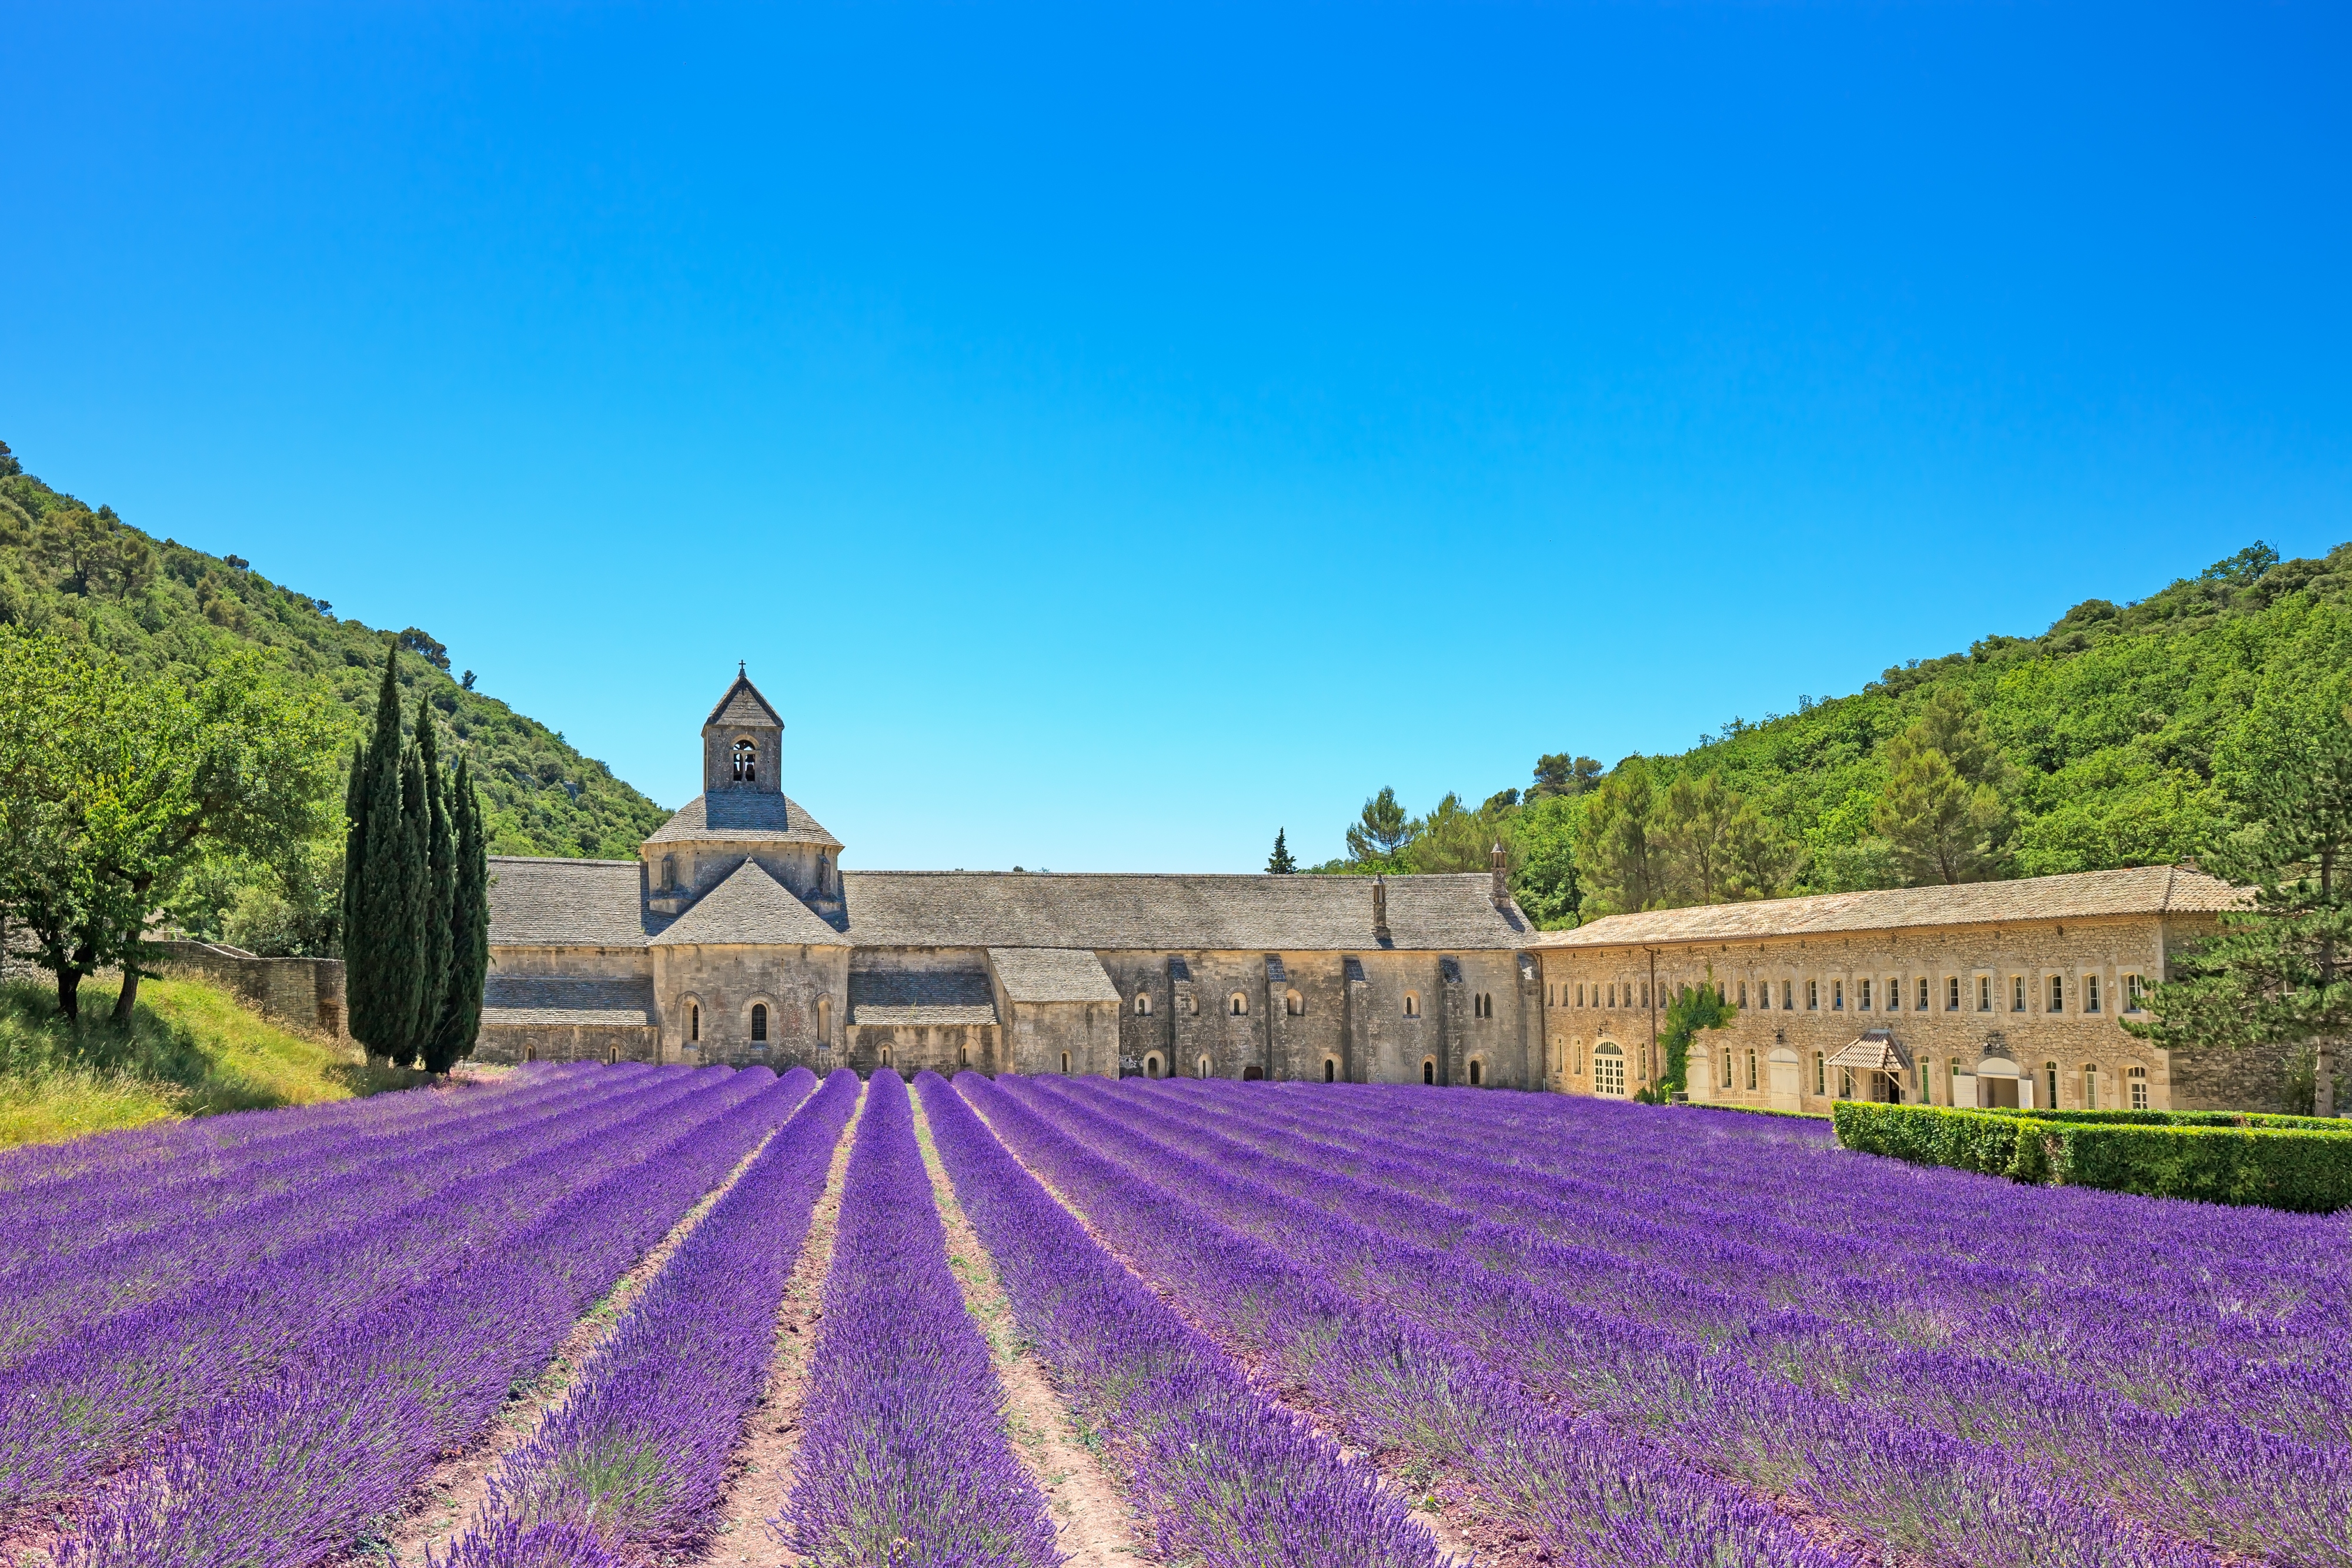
xmin=704 ymin=1079 xmax=864 ymax=1566
xmin=908 ymin=1090 xmax=1152 ymax=1568
xmin=951 ymin=1083 xmax=1490 ymax=1568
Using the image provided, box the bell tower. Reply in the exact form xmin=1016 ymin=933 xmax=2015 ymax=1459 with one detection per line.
xmin=702 ymin=664 xmax=785 ymax=797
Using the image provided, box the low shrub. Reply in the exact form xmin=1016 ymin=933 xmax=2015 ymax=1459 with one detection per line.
xmin=1831 ymin=1101 xmax=2352 ymax=1212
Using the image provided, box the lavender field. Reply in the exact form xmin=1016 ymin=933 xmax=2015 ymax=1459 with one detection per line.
xmin=0 ymin=1062 xmax=2343 ymax=1568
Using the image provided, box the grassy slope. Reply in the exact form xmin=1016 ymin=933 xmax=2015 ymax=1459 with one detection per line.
xmin=0 ymin=975 xmax=419 ymax=1151
xmin=1605 ymin=541 xmax=2352 ymax=894
xmin=0 ymin=452 xmax=670 ymax=858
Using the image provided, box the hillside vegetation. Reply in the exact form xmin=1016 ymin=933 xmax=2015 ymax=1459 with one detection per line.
xmin=0 ymin=438 xmax=669 ymax=950
xmin=1332 ymin=540 xmax=2352 ymax=925
xmin=0 ymin=440 xmax=666 ymax=860
xmin=0 ymin=974 xmax=417 ymax=1150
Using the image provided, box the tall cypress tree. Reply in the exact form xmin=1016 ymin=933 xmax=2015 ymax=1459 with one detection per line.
xmin=339 ymin=739 xmax=366 ymax=962
xmin=415 ymin=691 xmax=455 ymax=1062
xmin=426 ymin=760 xmax=489 ymax=1074
xmin=347 ymin=643 xmax=419 ymax=1061
xmin=385 ymin=740 xmax=430 ymax=1066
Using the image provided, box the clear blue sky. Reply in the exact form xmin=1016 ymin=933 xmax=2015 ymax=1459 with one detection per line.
xmin=5 ymin=2 xmax=2346 ymax=872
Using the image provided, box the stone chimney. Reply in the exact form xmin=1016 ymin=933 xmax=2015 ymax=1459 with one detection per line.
xmin=1490 ymin=841 xmax=1509 ymax=908
xmin=1372 ymin=875 xmax=1391 ymax=944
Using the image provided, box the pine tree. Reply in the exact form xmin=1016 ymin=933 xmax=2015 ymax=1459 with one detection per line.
xmin=1874 ymin=687 xmax=2014 ymax=885
xmin=2128 ymin=703 xmax=2352 ymax=1116
xmin=347 ymin=643 xmax=422 ymax=1061
xmin=1266 ymin=828 xmax=1297 ymax=874
xmin=425 ymin=760 xmax=489 ymax=1074
xmin=415 ymin=690 xmax=455 ymax=1062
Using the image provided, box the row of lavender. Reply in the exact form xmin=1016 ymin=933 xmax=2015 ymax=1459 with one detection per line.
xmin=1148 ymin=1079 xmax=2350 ymax=1560
xmin=0 ymin=1064 xmax=619 ymax=1274
xmin=1041 ymin=1076 xmax=2344 ymax=1567
xmin=0 ymin=1064 xmax=735 ymax=1513
xmin=4 ymin=1065 xmax=808 ymax=1568
xmin=51 ymin=1066 xmax=814 ymax=1568
xmin=0 ymin=1065 xmax=639 ymax=1367
xmin=1272 ymin=1083 xmax=2348 ymax=1415
xmin=914 ymin=1071 xmax=1446 ymax=1567
xmin=958 ymin=1073 xmax=1853 ymax=1568
xmin=438 ymin=1066 xmax=861 ymax=1567
xmin=777 ymin=1069 xmax=1058 ymax=1567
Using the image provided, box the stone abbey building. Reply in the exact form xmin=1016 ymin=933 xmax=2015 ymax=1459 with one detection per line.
xmin=480 ymin=673 xmax=1545 ymax=1084
xmin=1532 ymin=867 xmax=2278 ymax=1114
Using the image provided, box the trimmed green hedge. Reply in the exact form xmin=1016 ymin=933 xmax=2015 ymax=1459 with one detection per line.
xmin=1978 ymin=1106 xmax=2346 ymax=1132
xmin=1830 ymin=1101 xmax=2352 ymax=1212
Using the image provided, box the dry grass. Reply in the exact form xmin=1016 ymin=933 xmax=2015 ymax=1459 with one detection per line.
xmin=0 ymin=975 xmax=419 ymax=1151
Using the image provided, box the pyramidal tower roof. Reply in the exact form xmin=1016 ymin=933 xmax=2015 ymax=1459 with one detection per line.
xmin=705 ymin=667 xmax=784 ymax=731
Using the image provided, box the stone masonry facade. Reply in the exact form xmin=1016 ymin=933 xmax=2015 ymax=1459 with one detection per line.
xmin=1533 ymin=867 xmax=2288 ymax=1114
xmin=479 ymin=672 xmax=1542 ymax=1085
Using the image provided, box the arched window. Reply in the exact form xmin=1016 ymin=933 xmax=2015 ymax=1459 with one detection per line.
xmin=730 ymin=737 xmax=757 ymax=783
xmin=958 ymin=1044 xmax=969 ymax=1069
xmin=1746 ymin=1049 xmax=1758 ymax=1091
xmin=1286 ymin=989 xmax=1304 ymax=1016
xmin=1144 ymin=1052 xmax=1164 ymax=1078
xmin=880 ymin=1044 xmax=894 ymax=1068
xmin=750 ymin=1004 xmax=768 ymax=1042
xmin=1421 ymin=1058 xmax=1436 ymax=1085
xmin=2127 ymin=1064 xmax=2149 ymax=1109
xmin=689 ymin=1002 xmax=700 ymax=1043
xmin=1468 ymin=1059 xmax=1484 ymax=1086
xmin=1061 ymin=1051 xmax=1071 ymax=1074
xmin=1135 ymin=992 xmax=1152 ymax=1016
xmin=1592 ymin=1042 xmax=1625 ymax=1097
xmin=1196 ymin=1055 xmax=1211 ymax=1078
xmin=2083 ymin=1063 xmax=2099 ymax=1109
xmin=2046 ymin=1060 xmax=2060 ymax=1105
xmin=816 ymin=997 xmax=830 ymax=1044
xmin=1403 ymin=992 xmax=1421 ymax=1018
xmin=1324 ymin=1058 xmax=1337 ymax=1083
xmin=1229 ymin=992 xmax=1248 ymax=1017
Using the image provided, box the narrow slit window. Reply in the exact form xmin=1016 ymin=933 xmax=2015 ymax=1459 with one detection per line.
xmin=750 ymin=1003 xmax=767 ymax=1042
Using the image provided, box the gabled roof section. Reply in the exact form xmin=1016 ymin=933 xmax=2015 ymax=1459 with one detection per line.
xmin=988 ymin=948 xmax=1122 ymax=1004
xmin=836 ymin=871 xmax=1528 ymax=951
xmin=847 ymin=970 xmax=998 ymax=1027
xmin=650 ymin=858 xmax=847 ymax=948
xmin=644 ymin=793 xmax=842 ymax=848
xmin=1534 ymin=866 xmax=2243 ymax=951
xmin=704 ymin=671 xmax=784 ymax=731
xmin=486 ymin=857 xmax=653 ymax=948
xmin=1828 ymin=1029 xmax=1912 ymax=1074
xmin=481 ymin=974 xmax=656 ymax=1027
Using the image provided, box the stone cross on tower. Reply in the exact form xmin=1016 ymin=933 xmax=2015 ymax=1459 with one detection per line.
xmin=702 ymin=669 xmax=785 ymax=797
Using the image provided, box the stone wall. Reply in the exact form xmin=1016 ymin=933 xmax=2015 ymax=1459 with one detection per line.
xmin=148 ymin=940 xmax=345 ymax=1038
xmin=474 ymin=1020 xmax=661 ymax=1065
xmin=1098 ymin=947 xmax=1540 ymax=1087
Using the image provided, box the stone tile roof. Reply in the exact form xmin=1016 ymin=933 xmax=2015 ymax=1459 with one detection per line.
xmin=650 ymin=858 xmax=848 ymax=948
xmin=1828 ymin=1028 xmax=1912 ymax=1074
xmin=836 ymin=872 xmax=1529 ymax=952
xmin=705 ymin=673 xmax=783 ymax=730
xmin=643 ymin=793 xmax=841 ymax=848
xmin=481 ymin=974 xmax=656 ymax=1027
xmin=486 ymin=858 xmax=653 ymax=948
xmin=847 ymin=969 xmax=998 ymax=1027
xmin=1536 ymin=865 xmax=2243 ymax=951
xmin=988 ymin=948 xmax=1122 ymax=1004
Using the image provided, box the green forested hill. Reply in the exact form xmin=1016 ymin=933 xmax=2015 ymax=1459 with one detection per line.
xmin=1329 ymin=540 xmax=2352 ymax=926
xmin=0 ymin=440 xmax=668 ymax=934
